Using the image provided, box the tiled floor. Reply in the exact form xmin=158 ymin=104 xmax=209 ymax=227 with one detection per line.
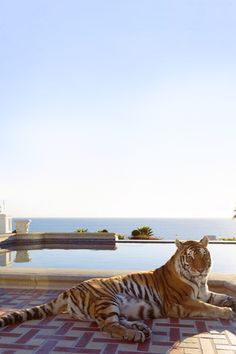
xmin=0 ymin=289 xmax=235 ymax=354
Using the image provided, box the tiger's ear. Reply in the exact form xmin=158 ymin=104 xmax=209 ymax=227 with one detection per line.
xmin=175 ymin=239 xmax=184 ymax=249
xmin=200 ymin=235 xmax=209 ymax=247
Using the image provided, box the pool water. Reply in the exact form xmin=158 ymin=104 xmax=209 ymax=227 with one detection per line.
xmin=0 ymin=243 xmax=235 ymax=273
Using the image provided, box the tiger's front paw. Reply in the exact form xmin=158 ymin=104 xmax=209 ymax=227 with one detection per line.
xmin=122 ymin=329 xmax=146 ymax=342
xmin=220 ymin=307 xmax=235 ymax=320
xmin=131 ymin=322 xmax=151 ymax=339
xmin=222 ymin=296 xmax=236 ymax=313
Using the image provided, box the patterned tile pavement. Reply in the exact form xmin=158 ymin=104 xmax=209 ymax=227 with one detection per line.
xmin=0 ymin=289 xmax=235 ymax=354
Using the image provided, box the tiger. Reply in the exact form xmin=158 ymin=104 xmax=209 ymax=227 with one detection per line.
xmin=0 ymin=236 xmax=235 ymax=342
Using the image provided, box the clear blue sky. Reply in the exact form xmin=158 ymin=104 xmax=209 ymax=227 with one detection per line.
xmin=1 ymin=0 xmax=236 ymax=217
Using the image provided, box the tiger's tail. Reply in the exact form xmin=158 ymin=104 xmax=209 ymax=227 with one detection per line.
xmin=0 ymin=291 xmax=68 ymax=328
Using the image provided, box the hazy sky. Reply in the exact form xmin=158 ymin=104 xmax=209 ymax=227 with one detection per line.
xmin=1 ymin=0 xmax=236 ymax=217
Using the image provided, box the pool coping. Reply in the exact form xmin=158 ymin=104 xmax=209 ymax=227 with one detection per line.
xmin=0 ymin=267 xmax=235 ymax=294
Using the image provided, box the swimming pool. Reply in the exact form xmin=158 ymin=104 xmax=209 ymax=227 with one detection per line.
xmin=0 ymin=243 xmax=235 ymax=273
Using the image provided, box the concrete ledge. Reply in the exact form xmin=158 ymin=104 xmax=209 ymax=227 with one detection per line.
xmin=1 ymin=235 xmax=235 ymax=244
xmin=208 ymin=272 xmax=236 ymax=296
xmin=0 ymin=268 xmax=235 ymax=295
xmin=0 ymin=268 xmax=129 ymax=289
xmin=0 ymin=233 xmax=116 ymax=247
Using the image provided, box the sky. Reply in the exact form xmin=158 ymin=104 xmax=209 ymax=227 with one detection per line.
xmin=0 ymin=0 xmax=236 ymax=218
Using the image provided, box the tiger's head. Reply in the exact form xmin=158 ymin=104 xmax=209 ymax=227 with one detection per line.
xmin=174 ymin=236 xmax=211 ymax=280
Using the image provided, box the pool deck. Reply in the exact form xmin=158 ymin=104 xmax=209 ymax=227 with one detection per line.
xmin=0 ymin=288 xmax=235 ymax=354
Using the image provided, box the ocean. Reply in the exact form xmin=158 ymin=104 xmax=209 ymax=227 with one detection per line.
xmin=14 ymin=218 xmax=236 ymax=240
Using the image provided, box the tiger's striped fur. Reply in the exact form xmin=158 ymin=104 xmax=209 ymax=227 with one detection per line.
xmin=0 ymin=236 xmax=235 ymax=342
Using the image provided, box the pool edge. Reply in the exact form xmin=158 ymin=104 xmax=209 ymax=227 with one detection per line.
xmin=0 ymin=268 xmax=235 ymax=295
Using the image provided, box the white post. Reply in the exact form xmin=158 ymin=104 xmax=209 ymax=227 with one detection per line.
xmin=0 ymin=214 xmax=12 ymax=234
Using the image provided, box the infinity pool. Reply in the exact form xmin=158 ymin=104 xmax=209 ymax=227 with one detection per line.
xmin=0 ymin=243 xmax=235 ymax=273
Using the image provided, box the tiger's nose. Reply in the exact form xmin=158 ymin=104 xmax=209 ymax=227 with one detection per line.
xmin=198 ymin=268 xmax=205 ymax=275
xmin=198 ymin=267 xmax=205 ymax=274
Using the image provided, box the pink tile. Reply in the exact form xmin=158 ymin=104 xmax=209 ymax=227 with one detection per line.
xmin=102 ymin=343 xmax=118 ymax=354
xmin=15 ymin=328 xmax=39 ymax=344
